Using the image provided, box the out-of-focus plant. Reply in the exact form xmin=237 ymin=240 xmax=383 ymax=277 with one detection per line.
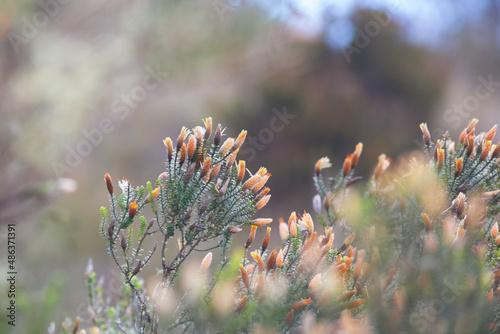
xmin=53 ymin=118 xmax=500 ymax=334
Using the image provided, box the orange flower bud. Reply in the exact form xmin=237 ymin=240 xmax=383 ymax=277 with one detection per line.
xmin=261 ymin=227 xmax=271 ymax=253
xmin=437 ymin=149 xmax=444 ymax=170
xmin=251 ymin=218 xmax=273 ymax=227
xmin=187 ymin=135 xmax=196 ymax=160
xmin=232 ymin=130 xmax=247 ymax=151
xmin=242 ymin=173 xmax=262 ymax=191
xmin=228 ymin=226 xmax=242 ymax=234
xmin=237 ymin=161 xmax=246 ymax=184
xmin=176 ymin=127 xmax=189 ymax=151
xmin=164 ymin=137 xmax=174 ymax=161
xmin=208 ymin=163 xmax=221 ymax=182
xmin=291 ymin=298 xmax=312 ymax=310
xmin=239 ymin=264 xmax=250 ymax=289
xmin=226 ymin=148 xmax=238 ymax=167
xmin=128 ymin=200 xmax=137 ymax=219
xmin=486 ymin=124 xmax=497 ymax=141
xmin=466 ymin=135 xmax=475 ymax=157
xmin=374 ymin=154 xmax=391 ymax=180
xmin=492 ymin=142 xmax=500 ymax=159
xmin=251 ymin=251 xmax=264 ymax=272
xmin=487 ymin=288 xmax=494 ymax=302
xmin=251 ymin=173 xmax=271 ymax=193
xmin=288 ymin=212 xmax=297 ymax=237
xmin=104 ymin=172 xmax=113 ymax=195
xmin=420 ymin=123 xmax=431 ymax=146
xmin=492 ymin=222 xmax=499 ymax=239
xmin=255 ymin=195 xmax=271 ymax=211
xmin=276 ymin=249 xmax=284 ymax=268
xmin=179 ymin=143 xmax=187 ymax=165
xmin=340 ymin=290 xmax=356 ymax=302
xmin=315 ymin=157 xmax=332 ymax=176
xmin=459 ymin=129 xmax=467 ymax=144
xmin=343 ymin=155 xmax=352 ymax=176
xmin=203 ymin=117 xmax=212 ymax=140
xmin=285 ymin=309 xmax=294 ymax=325
xmin=455 ymin=158 xmax=463 ymax=178
xmin=200 ymin=157 xmax=212 ymax=179
xmin=200 ymin=252 xmax=212 ymax=271
xmin=235 ymin=295 xmax=248 ymax=312
xmin=351 ymin=143 xmax=363 ymax=168
xmin=246 ymin=226 xmax=258 ymax=248
xmin=452 ymin=192 xmax=466 ymax=218
xmin=219 ymin=137 xmax=235 ymax=156
xmin=480 ymin=140 xmax=492 ymax=161
xmin=214 ymin=124 xmax=222 ymax=146
xmin=345 ymin=298 xmax=364 ymax=309
xmin=266 ymin=249 xmax=277 ymax=272
xmin=422 ymin=213 xmax=431 ymax=231
xmin=466 ymin=118 xmax=479 ymax=133
xmin=353 ymin=256 xmax=363 ymax=282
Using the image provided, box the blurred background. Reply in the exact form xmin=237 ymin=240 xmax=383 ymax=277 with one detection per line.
xmin=1 ymin=0 xmax=500 ymax=332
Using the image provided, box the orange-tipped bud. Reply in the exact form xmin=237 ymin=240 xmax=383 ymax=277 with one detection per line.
xmin=251 ymin=173 xmax=271 ymax=193
xmin=466 ymin=135 xmax=475 ymax=157
xmin=483 ymin=190 xmax=500 ymax=198
xmin=486 ymin=125 xmax=497 ymax=141
xmin=422 ymin=213 xmax=431 ymax=231
xmin=164 ymin=137 xmax=174 ymax=161
xmin=276 ymin=249 xmax=284 ymax=268
xmin=239 ymin=264 xmax=250 ymax=289
xmin=343 ymin=155 xmax=352 ymax=176
xmin=455 ymin=158 xmax=463 ymax=178
xmin=219 ymin=137 xmax=235 ymax=156
xmin=491 ymin=222 xmax=499 ymax=239
xmin=315 ymin=157 xmax=332 ymax=176
xmin=266 ymin=249 xmax=277 ymax=272
xmin=345 ymin=298 xmax=364 ymax=309
xmin=279 ymin=221 xmax=289 ymax=241
xmin=488 ymin=289 xmax=494 ymax=302
xmin=237 ymin=161 xmax=246 ymax=184
xmin=351 ymin=143 xmax=363 ymax=168
xmin=128 ymin=200 xmax=138 ymax=219
xmin=251 ymin=251 xmax=264 ymax=272
xmin=226 ymin=149 xmax=238 ymax=167
xmin=466 ymin=118 xmax=479 ymax=133
xmin=251 ymin=218 xmax=273 ymax=227
xmin=179 ymin=143 xmax=187 ymax=165
xmin=104 ymin=173 xmax=113 ymax=195
xmin=340 ymin=290 xmax=356 ymax=302
xmin=353 ymin=256 xmax=363 ymax=282
xmin=285 ymin=309 xmax=294 ymax=326
xmin=289 ymin=212 xmax=297 ymax=237
xmin=308 ymin=273 xmax=321 ymax=294
xmin=437 ymin=149 xmax=445 ymax=170
xmin=187 ymin=136 xmax=196 ymax=160
xmin=452 ymin=192 xmax=466 ymax=218
xmin=203 ymin=117 xmax=212 ymax=140
xmin=291 ymin=298 xmax=312 ymax=311
xmin=420 ymin=123 xmax=431 ymax=146
xmin=298 ymin=212 xmax=314 ymax=234
xmin=235 ymin=295 xmax=248 ymax=312
xmin=214 ymin=124 xmax=222 ymax=146
xmin=200 ymin=157 xmax=212 ymax=179
xmin=145 ymin=187 xmax=160 ymax=204
xmin=246 ymin=226 xmax=258 ymax=248
xmin=255 ymin=195 xmax=271 ymax=210
xmin=481 ymin=140 xmax=492 ymax=161
xmin=242 ymin=173 xmax=262 ymax=191
xmin=200 ymin=252 xmax=212 ymax=271
xmin=496 ymin=235 xmax=500 ymax=245
xmin=208 ymin=163 xmax=221 ymax=182
xmin=492 ymin=142 xmax=500 ymax=159
xmin=255 ymin=187 xmax=270 ymax=202
xmin=374 ymin=154 xmax=391 ymax=180
xmin=459 ymin=129 xmax=467 ymax=144
xmin=228 ymin=226 xmax=242 ymax=234
xmin=232 ymin=130 xmax=247 ymax=151
xmin=261 ymin=227 xmax=271 ymax=253
xmin=176 ymin=127 xmax=189 ymax=151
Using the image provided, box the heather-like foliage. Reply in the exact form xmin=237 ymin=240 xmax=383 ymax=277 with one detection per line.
xmin=52 ymin=118 xmax=500 ymax=334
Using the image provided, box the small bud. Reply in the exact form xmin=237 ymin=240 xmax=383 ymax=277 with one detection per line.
xmin=246 ymin=225 xmax=258 ymax=248
xmin=486 ymin=124 xmax=497 ymax=141
xmin=164 ymin=137 xmax=174 ymax=161
xmin=255 ymin=187 xmax=270 ymax=202
xmin=266 ymin=249 xmax=277 ymax=272
xmin=491 ymin=222 xmax=499 ymax=239
xmin=232 ymin=130 xmax=247 ymax=151
xmin=203 ymin=117 xmax=212 ymax=140
xmin=261 ymin=227 xmax=271 ymax=253
xmin=466 ymin=135 xmax=475 ymax=157
xmin=483 ymin=190 xmax=500 ymax=198
xmin=437 ymin=149 xmax=445 ymax=170
xmin=351 ymin=143 xmax=363 ymax=169
xmin=288 ymin=212 xmax=297 ymax=238
xmin=285 ymin=309 xmax=294 ymax=326
xmin=344 ymin=298 xmax=364 ymax=309
xmin=226 ymin=149 xmax=238 ymax=167
xmin=107 ymin=220 xmax=115 ymax=240
xmin=343 ymin=155 xmax=352 ymax=176
xmin=128 ymin=200 xmax=137 ymax=219
xmin=120 ymin=233 xmax=127 ymax=251
xmin=235 ymin=295 xmax=248 ymax=312
xmin=353 ymin=256 xmax=363 ymax=282
xmin=179 ymin=143 xmax=187 ymax=165
xmin=374 ymin=154 xmax=391 ymax=180
xmin=176 ymin=127 xmax=189 ymax=151
xmin=420 ymin=123 xmax=431 ymax=146
xmin=276 ymin=249 xmax=284 ymax=268
xmin=455 ymin=158 xmax=463 ymax=178
xmin=237 ymin=161 xmax=246 ymax=184
xmin=492 ymin=142 xmax=500 ymax=159
xmin=145 ymin=187 xmax=160 ymax=204
xmin=251 ymin=218 xmax=273 ymax=226
xmin=251 ymin=173 xmax=271 ymax=193
xmin=459 ymin=129 xmax=467 ymax=144
xmin=132 ymin=261 xmax=142 ymax=276
xmin=104 ymin=173 xmax=113 ymax=195
xmin=251 ymin=251 xmax=264 ymax=272
xmin=452 ymin=192 xmax=466 ymax=218
xmin=208 ymin=163 xmax=221 ymax=182
xmin=187 ymin=135 xmax=196 ymax=160
xmin=219 ymin=137 xmax=234 ymax=156
xmin=184 ymin=163 xmax=196 ymax=184
xmin=422 ymin=213 xmax=431 ymax=231
xmin=466 ymin=118 xmax=479 ymax=133
xmin=480 ymin=140 xmax=492 ymax=162
xmin=228 ymin=226 xmax=242 ymax=234
xmin=315 ymin=157 xmax=331 ymax=176
xmin=239 ymin=264 xmax=250 ymax=289
xmin=279 ymin=221 xmax=289 ymax=241
xmin=291 ymin=298 xmax=312 ymax=311
xmin=201 ymin=252 xmax=213 ymax=271
xmin=200 ymin=157 xmax=212 ymax=179
xmin=255 ymin=195 xmax=271 ymax=211
xmin=214 ymin=124 xmax=222 ymax=146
